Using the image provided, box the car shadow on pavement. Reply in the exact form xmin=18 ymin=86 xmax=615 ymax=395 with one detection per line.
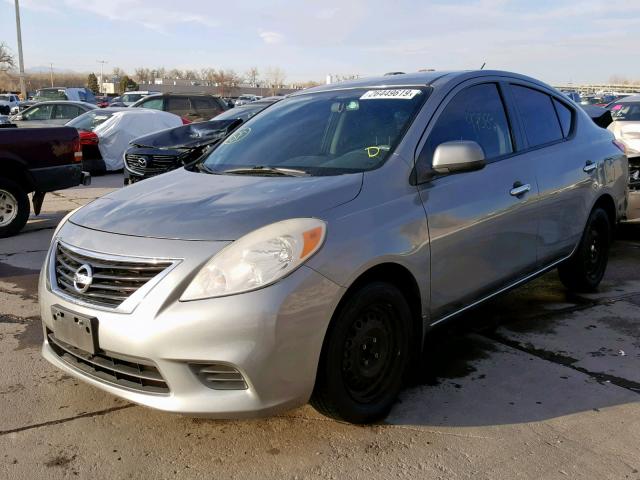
xmin=388 ymin=231 xmax=640 ymax=427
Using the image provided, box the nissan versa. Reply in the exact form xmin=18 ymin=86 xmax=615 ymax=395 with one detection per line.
xmin=40 ymin=71 xmax=628 ymax=424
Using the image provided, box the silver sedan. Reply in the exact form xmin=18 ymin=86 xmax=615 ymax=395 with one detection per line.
xmin=39 ymin=70 xmax=628 ymax=424
xmin=9 ymin=100 xmax=97 ymax=128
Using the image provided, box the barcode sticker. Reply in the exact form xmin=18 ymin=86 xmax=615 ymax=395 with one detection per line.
xmin=360 ymin=89 xmax=421 ymax=100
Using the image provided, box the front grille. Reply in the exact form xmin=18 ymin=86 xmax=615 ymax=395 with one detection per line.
xmin=53 ymin=242 xmax=172 ymax=309
xmin=47 ymin=330 xmax=169 ymax=394
xmin=125 ymin=153 xmax=182 ymax=176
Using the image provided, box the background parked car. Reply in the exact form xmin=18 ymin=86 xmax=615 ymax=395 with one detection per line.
xmin=66 ymin=108 xmax=182 ymax=172
xmin=0 ymin=126 xmax=88 ymax=237
xmin=0 ymin=93 xmax=20 ymax=115
xmin=11 ymin=99 xmax=35 ymax=114
xmin=606 ymin=94 xmax=640 ymax=220
xmin=119 ymin=90 xmax=160 ymax=106
xmin=9 ymin=101 xmax=97 ymax=128
xmin=131 ymin=93 xmax=228 ymax=123
xmin=33 ymin=87 xmax=97 ymax=104
xmin=123 ymin=96 xmax=282 ymax=183
xmin=233 ymin=94 xmax=260 ymax=106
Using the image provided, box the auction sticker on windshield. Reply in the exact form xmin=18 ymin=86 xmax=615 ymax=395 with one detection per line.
xmin=223 ymin=127 xmax=251 ymax=145
xmin=360 ymin=89 xmax=421 ymax=100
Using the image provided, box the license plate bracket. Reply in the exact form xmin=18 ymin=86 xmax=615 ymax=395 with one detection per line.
xmin=51 ymin=305 xmax=98 ymax=355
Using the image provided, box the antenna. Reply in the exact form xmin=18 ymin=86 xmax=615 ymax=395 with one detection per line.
xmin=480 ymin=62 xmax=486 ymax=70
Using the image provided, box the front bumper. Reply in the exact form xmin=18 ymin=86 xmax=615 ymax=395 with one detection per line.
xmin=39 ymin=223 xmax=344 ymax=417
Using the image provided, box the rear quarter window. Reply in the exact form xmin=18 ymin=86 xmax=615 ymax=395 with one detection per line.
xmin=552 ymin=99 xmax=573 ymax=138
xmin=512 ymin=85 xmax=563 ymax=147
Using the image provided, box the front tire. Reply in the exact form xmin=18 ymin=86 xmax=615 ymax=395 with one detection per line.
xmin=311 ymin=282 xmax=411 ymax=424
xmin=0 ymin=178 xmax=30 ymax=238
xmin=558 ymin=207 xmax=611 ymax=292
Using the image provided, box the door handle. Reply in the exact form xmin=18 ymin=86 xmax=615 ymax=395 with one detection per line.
xmin=583 ymin=161 xmax=597 ymax=173
xmin=510 ymin=183 xmax=531 ymax=197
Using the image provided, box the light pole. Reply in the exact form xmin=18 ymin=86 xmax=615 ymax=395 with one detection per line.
xmin=97 ymin=60 xmax=108 ymax=93
xmin=49 ymin=62 xmax=54 ymax=87
xmin=14 ymin=0 xmax=27 ymax=99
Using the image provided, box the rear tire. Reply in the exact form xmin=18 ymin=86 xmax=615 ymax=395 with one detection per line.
xmin=0 ymin=178 xmax=30 ymax=238
xmin=311 ymin=282 xmax=411 ymax=424
xmin=558 ymin=207 xmax=611 ymax=292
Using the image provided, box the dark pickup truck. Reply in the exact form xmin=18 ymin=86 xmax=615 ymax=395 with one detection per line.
xmin=0 ymin=127 xmax=90 ymax=237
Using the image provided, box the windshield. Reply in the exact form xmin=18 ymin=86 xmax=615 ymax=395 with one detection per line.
xmin=202 ymin=88 xmax=427 ymax=176
xmin=66 ymin=110 xmax=116 ymax=131
xmin=610 ymin=102 xmax=640 ymax=122
xmin=35 ymin=89 xmax=67 ymax=100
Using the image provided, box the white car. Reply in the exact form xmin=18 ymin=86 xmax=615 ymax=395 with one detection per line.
xmin=0 ymin=94 xmax=20 ymax=114
xmin=66 ymin=108 xmax=183 ymax=171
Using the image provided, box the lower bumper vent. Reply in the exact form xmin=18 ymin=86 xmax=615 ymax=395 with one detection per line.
xmin=190 ymin=363 xmax=248 ymax=390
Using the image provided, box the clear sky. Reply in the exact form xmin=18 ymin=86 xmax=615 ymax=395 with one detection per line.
xmin=1 ymin=0 xmax=639 ymax=85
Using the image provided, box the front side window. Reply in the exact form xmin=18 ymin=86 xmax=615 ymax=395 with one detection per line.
xmin=22 ymin=104 xmax=54 ymax=120
xmin=512 ymin=85 xmax=563 ymax=147
xmin=202 ymin=88 xmax=428 ymax=176
xmin=139 ymin=98 xmax=163 ymax=110
xmin=423 ymin=83 xmax=513 ymax=163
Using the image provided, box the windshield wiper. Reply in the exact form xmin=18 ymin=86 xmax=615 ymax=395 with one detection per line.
xmin=222 ymin=166 xmax=309 ymax=177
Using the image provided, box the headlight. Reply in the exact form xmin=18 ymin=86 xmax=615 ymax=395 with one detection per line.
xmin=180 ymin=218 xmax=326 ymax=301
xmin=52 ymin=207 xmax=80 ymax=241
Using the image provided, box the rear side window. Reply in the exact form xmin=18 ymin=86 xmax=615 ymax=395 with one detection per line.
xmin=167 ymin=97 xmax=190 ymax=114
xmin=553 ymin=99 xmax=573 ymax=138
xmin=192 ymin=97 xmax=223 ymax=115
xmin=54 ymin=104 xmax=82 ymax=119
xmin=512 ymin=85 xmax=563 ymax=147
xmin=424 ymin=83 xmax=513 ymax=162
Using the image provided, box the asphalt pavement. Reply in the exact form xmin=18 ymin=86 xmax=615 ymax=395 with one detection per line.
xmin=1 ymin=174 xmax=638 ymax=479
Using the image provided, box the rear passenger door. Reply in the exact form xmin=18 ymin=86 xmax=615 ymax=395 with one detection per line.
xmin=415 ymin=81 xmax=540 ymax=321
xmin=167 ymin=96 xmax=191 ymax=120
xmin=505 ymin=83 xmax=589 ymax=265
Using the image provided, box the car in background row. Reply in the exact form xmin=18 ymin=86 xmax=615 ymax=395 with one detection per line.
xmin=8 ymin=101 xmax=97 ymax=128
xmin=11 ymin=100 xmax=36 ymax=115
xmin=41 ymin=71 xmax=627 ymax=424
xmin=0 ymin=126 xmax=89 ymax=237
xmin=0 ymin=93 xmax=20 ymax=115
xmin=607 ymin=94 xmax=640 ymax=220
xmin=34 ymin=87 xmax=97 ymax=104
xmin=66 ymin=108 xmax=183 ymax=173
xmin=561 ymin=90 xmax=581 ymax=103
xmin=130 ymin=93 xmax=228 ymax=123
xmin=123 ymin=96 xmax=282 ymax=184
xmin=119 ymin=90 xmax=160 ymax=106
xmin=233 ymin=94 xmax=260 ymax=106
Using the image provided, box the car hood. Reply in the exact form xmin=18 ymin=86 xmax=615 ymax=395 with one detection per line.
xmin=132 ymin=119 xmax=242 ymax=150
xmin=70 ymin=168 xmax=363 ymax=240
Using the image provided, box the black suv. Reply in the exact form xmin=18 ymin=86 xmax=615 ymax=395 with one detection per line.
xmin=130 ymin=93 xmax=228 ymax=123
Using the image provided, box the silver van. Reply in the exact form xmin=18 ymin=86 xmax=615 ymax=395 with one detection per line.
xmin=40 ymin=71 xmax=628 ymax=424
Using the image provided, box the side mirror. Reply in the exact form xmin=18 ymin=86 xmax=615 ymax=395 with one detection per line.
xmin=432 ymin=140 xmax=486 ymax=174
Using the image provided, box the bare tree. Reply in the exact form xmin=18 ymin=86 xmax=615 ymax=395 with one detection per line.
xmin=134 ymin=67 xmax=152 ymax=84
xmin=183 ymin=69 xmax=199 ymax=81
xmin=111 ymin=67 xmax=127 ymax=80
xmin=168 ymin=68 xmax=184 ymax=80
xmin=245 ymin=67 xmax=259 ymax=87
xmin=0 ymin=43 xmax=15 ymax=72
xmin=213 ymin=69 xmax=241 ymax=97
xmin=264 ymin=67 xmax=286 ymax=95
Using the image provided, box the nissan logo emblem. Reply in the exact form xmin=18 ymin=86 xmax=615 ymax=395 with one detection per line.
xmin=73 ymin=264 xmax=93 ymax=293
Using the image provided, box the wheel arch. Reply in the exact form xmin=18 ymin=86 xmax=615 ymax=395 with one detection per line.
xmin=328 ymin=262 xmax=425 ymax=360
xmin=591 ymin=193 xmax=616 ymax=235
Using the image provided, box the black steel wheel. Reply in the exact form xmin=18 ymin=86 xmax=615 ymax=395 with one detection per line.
xmin=311 ymin=282 xmax=411 ymax=424
xmin=559 ymin=207 xmax=611 ymax=292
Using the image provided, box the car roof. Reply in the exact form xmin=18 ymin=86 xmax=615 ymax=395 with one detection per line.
xmin=23 ymin=100 xmax=96 ymax=108
xmin=290 ymin=70 xmax=553 ymax=96
xmin=613 ymin=94 xmax=640 ymax=103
